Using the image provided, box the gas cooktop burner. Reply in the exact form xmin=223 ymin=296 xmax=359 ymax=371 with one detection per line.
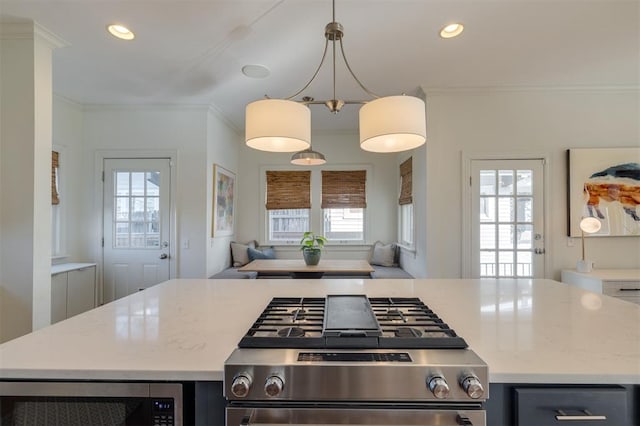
xmin=238 ymin=295 xmax=468 ymax=349
xmin=277 ymin=326 xmax=306 ymax=338
xmin=394 ymin=327 xmax=422 ymax=338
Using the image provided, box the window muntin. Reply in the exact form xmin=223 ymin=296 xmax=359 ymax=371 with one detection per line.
xmin=268 ymin=209 xmax=310 ymax=242
xmin=323 ymin=208 xmax=364 ymax=241
xmin=399 ymin=203 xmax=413 ymax=247
xmin=263 ymin=168 xmax=369 ymax=245
xmin=113 ymin=171 xmax=161 ymax=249
xmin=479 ymin=168 xmax=535 ymax=278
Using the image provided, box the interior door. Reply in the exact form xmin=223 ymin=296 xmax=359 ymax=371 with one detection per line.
xmin=470 ymin=159 xmax=545 ymax=278
xmin=103 ymin=158 xmax=172 ymax=302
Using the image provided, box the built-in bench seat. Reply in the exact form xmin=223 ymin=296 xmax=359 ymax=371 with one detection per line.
xmin=209 ymin=267 xmax=258 ymax=279
xmin=209 ymin=265 xmax=413 ymax=280
xmin=370 ymin=265 xmax=413 ymax=279
xmin=208 ymin=241 xmax=413 ymax=280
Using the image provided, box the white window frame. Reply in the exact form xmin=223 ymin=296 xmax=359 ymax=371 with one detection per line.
xmin=51 ymin=145 xmax=66 ymax=259
xmin=398 ymin=203 xmax=414 ymax=248
xmin=260 ymin=165 xmax=371 ymax=246
xmin=267 ymin=208 xmax=311 ymax=243
xmin=322 ymin=207 xmax=365 ymax=243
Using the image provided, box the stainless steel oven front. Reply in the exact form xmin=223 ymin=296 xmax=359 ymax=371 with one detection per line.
xmin=0 ymin=381 xmax=182 ymax=426
xmin=226 ymin=405 xmax=485 ymax=425
xmin=224 ymin=348 xmax=488 ymax=426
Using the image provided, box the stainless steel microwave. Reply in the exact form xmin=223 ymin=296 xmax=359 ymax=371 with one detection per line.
xmin=0 ymin=381 xmax=182 ymax=426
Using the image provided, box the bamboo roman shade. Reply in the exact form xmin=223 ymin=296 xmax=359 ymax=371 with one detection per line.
xmin=265 ymin=170 xmax=311 ymax=210
xmin=52 ymin=151 xmax=60 ymax=205
xmin=321 ymin=170 xmax=367 ymax=209
xmin=399 ymin=157 xmax=412 ymax=205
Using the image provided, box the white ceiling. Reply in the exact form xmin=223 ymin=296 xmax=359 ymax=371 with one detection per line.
xmin=1 ymin=0 xmax=638 ymax=132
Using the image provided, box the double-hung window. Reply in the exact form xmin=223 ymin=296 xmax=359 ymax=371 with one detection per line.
xmin=321 ymin=170 xmax=366 ymax=243
xmin=398 ymin=157 xmax=414 ymax=248
xmin=265 ymin=170 xmax=311 ymax=243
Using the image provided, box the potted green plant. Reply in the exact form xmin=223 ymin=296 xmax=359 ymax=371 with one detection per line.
xmin=299 ymin=231 xmax=327 ymax=266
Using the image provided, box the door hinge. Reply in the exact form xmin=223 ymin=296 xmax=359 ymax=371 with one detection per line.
xmin=101 ymin=237 xmax=104 ymax=247
xmin=101 ymin=171 xmax=105 ymax=182
xmin=469 ymin=176 xmax=472 ymax=186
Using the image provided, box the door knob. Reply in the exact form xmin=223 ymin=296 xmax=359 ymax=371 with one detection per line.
xmin=159 ymin=253 xmax=169 ymax=259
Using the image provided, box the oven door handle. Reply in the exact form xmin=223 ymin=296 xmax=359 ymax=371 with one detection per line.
xmin=238 ymin=416 xmax=478 ymax=426
xmin=239 ymin=411 xmax=296 ymax=426
xmin=229 ymin=408 xmax=483 ymax=425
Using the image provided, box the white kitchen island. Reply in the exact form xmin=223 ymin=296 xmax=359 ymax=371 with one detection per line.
xmin=1 ymin=278 xmax=639 ymax=424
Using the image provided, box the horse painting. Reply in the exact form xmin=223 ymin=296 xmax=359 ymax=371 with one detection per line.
xmin=583 ymin=163 xmax=640 ymax=222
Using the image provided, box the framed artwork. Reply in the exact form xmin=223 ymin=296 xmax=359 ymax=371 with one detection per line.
xmin=212 ymin=164 xmax=235 ymax=237
xmin=567 ymin=148 xmax=640 ymax=237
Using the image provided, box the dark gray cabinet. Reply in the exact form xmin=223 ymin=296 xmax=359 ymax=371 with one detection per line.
xmin=486 ymin=384 xmax=639 ymax=426
xmin=514 ymin=387 xmax=628 ymax=426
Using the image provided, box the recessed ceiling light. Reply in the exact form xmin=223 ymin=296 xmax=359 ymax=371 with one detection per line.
xmin=107 ymin=24 xmax=135 ymax=41
xmin=440 ymin=23 xmax=464 ymax=39
xmin=242 ymin=64 xmax=270 ymax=79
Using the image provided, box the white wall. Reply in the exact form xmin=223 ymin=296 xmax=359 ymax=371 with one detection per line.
xmin=206 ymin=108 xmax=241 ymax=277
xmin=53 ymin=103 xmax=239 ymax=284
xmin=51 ymin=88 xmax=640 ymax=285
xmin=52 ymin=96 xmax=84 ymax=262
xmin=0 ymin=28 xmax=37 ymax=342
xmin=81 ymin=106 xmax=210 ymax=279
xmin=422 ymin=88 xmax=640 ymax=279
xmin=0 ymin=22 xmax=63 ymax=342
xmin=235 ymin=131 xmax=399 ymax=258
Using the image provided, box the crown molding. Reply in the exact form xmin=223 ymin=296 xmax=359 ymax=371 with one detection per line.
xmin=420 ymin=84 xmax=640 ymax=95
xmin=81 ymin=103 xmax=211 ymax=112
xmin=0 ymin=21 xmax=68 ymax=48
xmin=207 ymin=103 xmax=241 ymax=136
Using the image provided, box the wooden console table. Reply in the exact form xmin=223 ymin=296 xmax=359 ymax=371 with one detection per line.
xmin=239 ymin=259 xmax=374 ymax=279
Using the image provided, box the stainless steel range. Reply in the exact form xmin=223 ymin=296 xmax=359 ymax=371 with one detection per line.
xmin=224 ymin=295 xmax=489 ymax=425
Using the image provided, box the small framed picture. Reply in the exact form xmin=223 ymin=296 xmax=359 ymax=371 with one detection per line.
xmin=212 ymin=164 xmax=235 ymax=237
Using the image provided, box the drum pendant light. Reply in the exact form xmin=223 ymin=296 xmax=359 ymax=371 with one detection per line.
xmin=243 ymin=0 xmax=426 ymax=160
xmin=245 ymin=99 xmax=311 ymax=152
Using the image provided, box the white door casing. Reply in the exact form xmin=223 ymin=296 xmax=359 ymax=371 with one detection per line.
xmin=103 ymin=158 xmax=172 ymax=302
xmin=465 ymin=158 xmax=546 ymax=278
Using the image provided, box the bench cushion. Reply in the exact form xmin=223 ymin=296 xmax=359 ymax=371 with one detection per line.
xmin=209 ymin=268 xmax=258 ymax=279
xmin=370 ymin=265 xmax=413 ymax=279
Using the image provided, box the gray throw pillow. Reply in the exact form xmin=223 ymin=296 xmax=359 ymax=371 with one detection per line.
xmin=247 ymin=247 xmax=276 ymax=261
xmin=231 ymin=240 xmax=256 ymax=267
xmin=369 ymin=241 xmax=397 ymax=267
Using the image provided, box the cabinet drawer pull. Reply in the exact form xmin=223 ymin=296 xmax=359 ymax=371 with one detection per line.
xmin=555 ymin=409 xmax=606 ymax=421
xmin=619 ymin=288 xmax=640 ymax=292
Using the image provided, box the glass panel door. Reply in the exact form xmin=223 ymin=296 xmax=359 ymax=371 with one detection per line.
xmin=471 ymin=160 xmax=545 ymax=278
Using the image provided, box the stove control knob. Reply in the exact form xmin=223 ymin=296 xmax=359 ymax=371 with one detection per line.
xmin=264 ymin=376 xmax=285 ymax=397
xmin=460 ymin=374 xmax=484 ymax=399
xmin=230 ymin=375 xmax=252 ymax=398
xmin=427 ymin=375 xmax=450 ymax=399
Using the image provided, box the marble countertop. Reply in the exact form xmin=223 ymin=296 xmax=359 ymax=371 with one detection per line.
xmin=1 ymin=278 xmax=638 ymax=384
xmin=51 ymin=262 xmax=97 ymax=275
